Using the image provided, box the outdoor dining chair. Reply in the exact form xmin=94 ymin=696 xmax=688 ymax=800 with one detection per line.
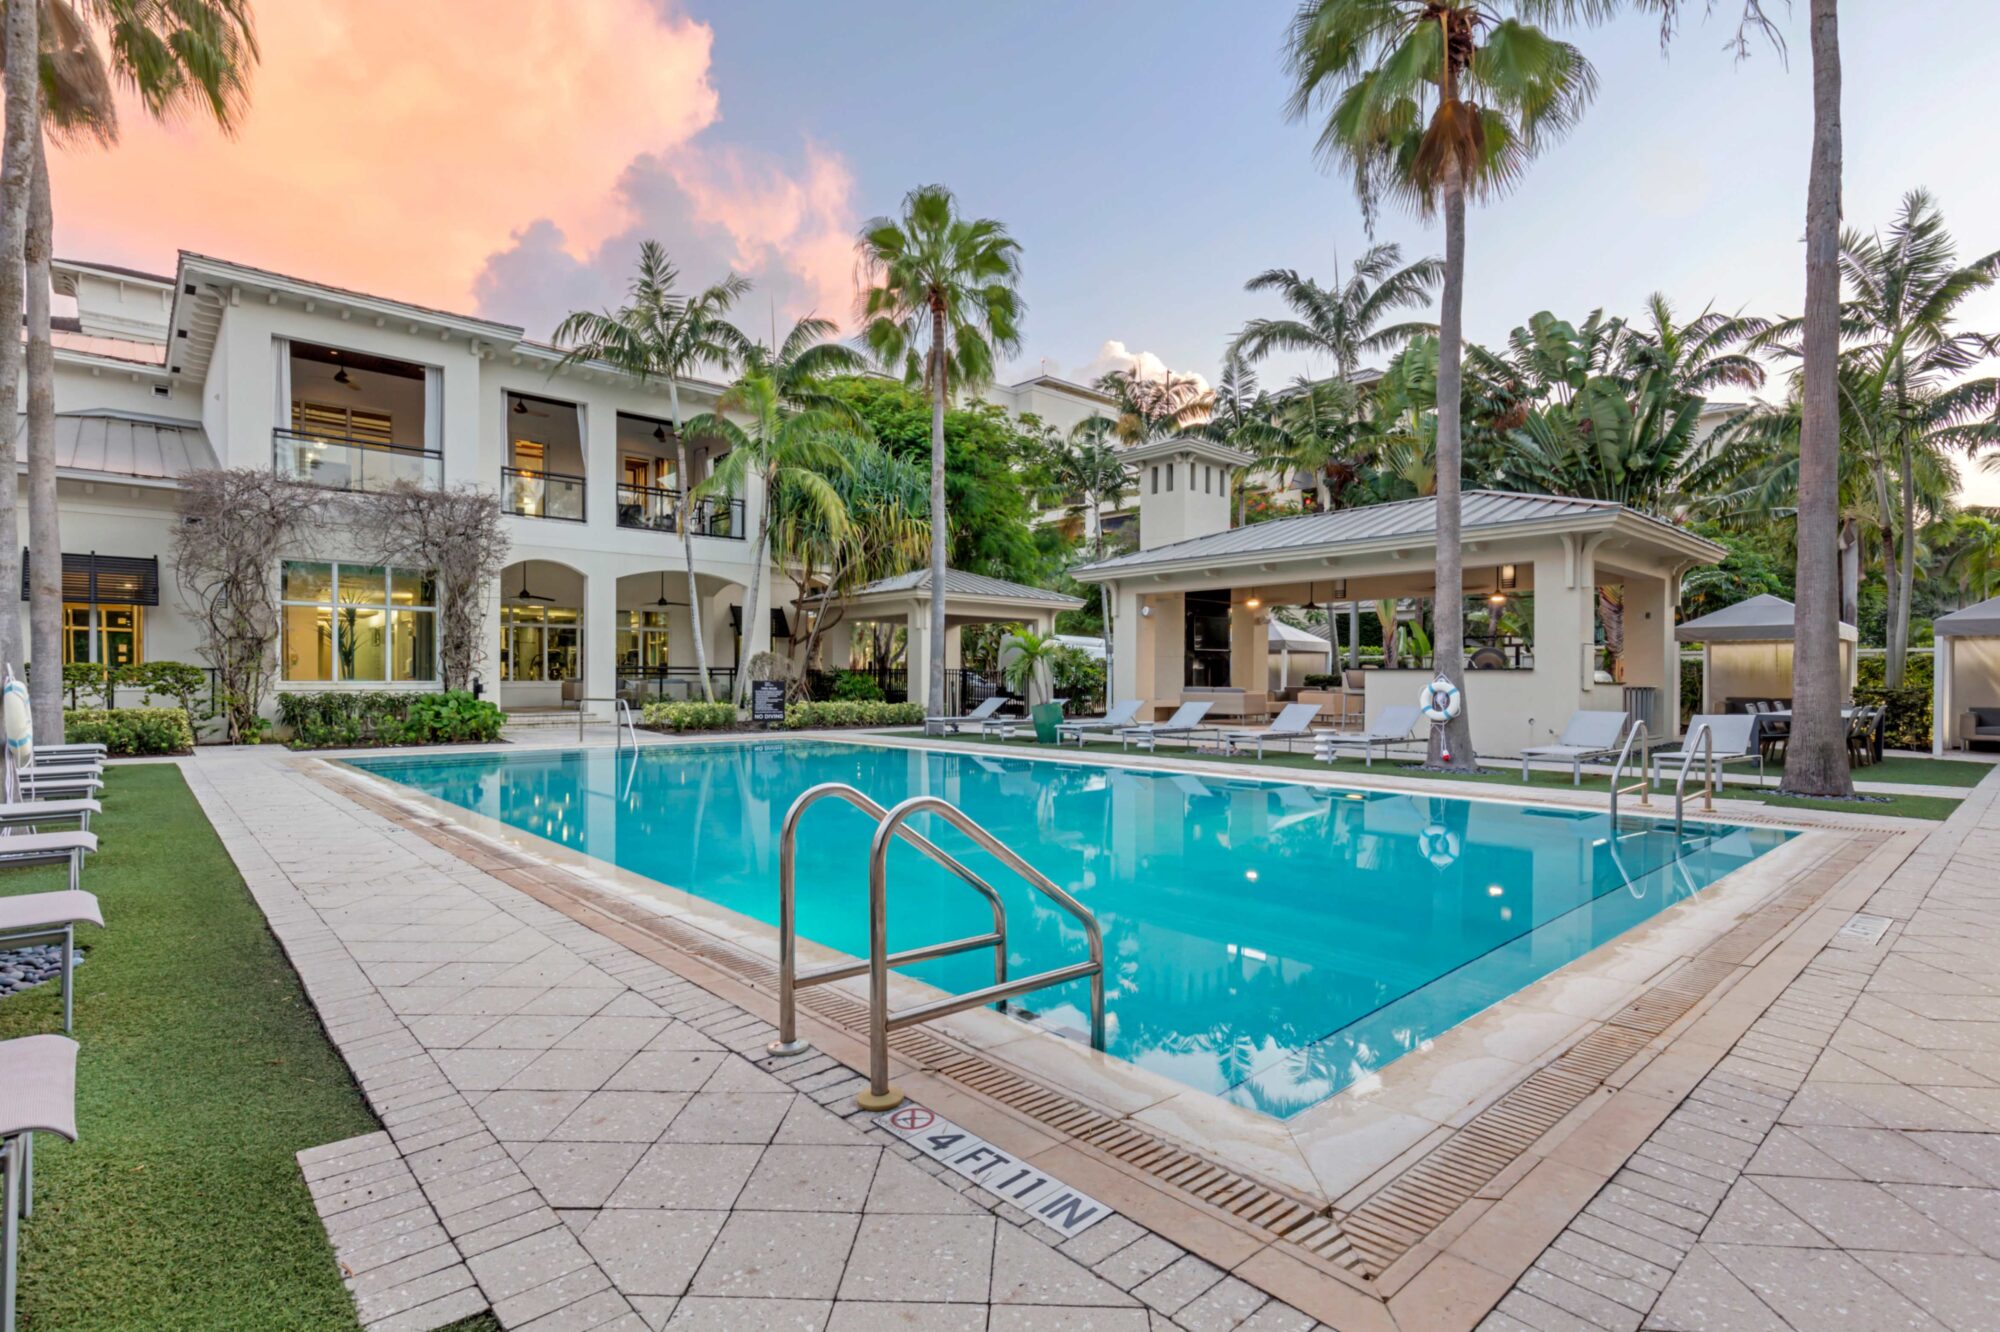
xmin=0 ymin=1034 xmax=78 ymax=1332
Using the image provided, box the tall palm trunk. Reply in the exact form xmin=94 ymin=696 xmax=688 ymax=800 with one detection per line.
xmin=1784 ymin=0 xmax=1853 ymax=797
xmin=1886 ymin=428 xmax=1916 ymax=688
xmin=1094 ymin=515 xmax=1115 ymax=706
xmin=0 ymin=0 xmax=36 ymax=680
xmin=734 ymin=476 xmax=774 ymax=706
xmin=925 ymin=305 xmax=949 ymax=718
xmin=1838 ymin=520 xmax=1860 ymax=626
xmin=1428 ymin=154 xmax=1473 ymax=769
xmin=26 ymin=137 xmax=59 ymax=738
xmin=666 ymin=378 xmax=715 ymax=704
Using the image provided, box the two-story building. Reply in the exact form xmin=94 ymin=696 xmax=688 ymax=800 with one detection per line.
xmin=36 ymin=252 xmax=780 ymax=717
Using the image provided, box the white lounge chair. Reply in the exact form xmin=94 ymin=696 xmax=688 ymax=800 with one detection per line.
xmin=1056 ymin=699 xmax=1143 ymax=746
xmin=1520 ymin=710 xmax=1632 ymax=785
xmin=1314 ymin=705 xmax=1426 ymax=768
xmin=1 ymin=1034 xmax=79 ymax=1332
xmin=0 ymin=800 xmax=99 ymax=833
xmin=1650 ymin=715 xmax=1766 ymax=791
xmin=1214 ymin=702 xmax=1325 ymax=758
xmin=15 ymin=772 xmax=102 ymax=802
xmin=1116 ymin=701 xmax=1214 ymax=751
xmin=924 ymin=695 xmax=1008 ymax=737
xmin=0 ymin=891 xmax=102 ymax=1033
xmin=0 ymin=831 xmax=96 ymax=894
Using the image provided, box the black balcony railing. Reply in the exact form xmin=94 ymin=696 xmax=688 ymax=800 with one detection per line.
xmin=502 ymin=467 xmax=587 ymax=522
xmin=615 ymin=483 xmax=745 ymax=540
xmin=616 ymin=665 xmax=739 ymax=704
xmin=275 ymin=429 xmax=442 ymax=493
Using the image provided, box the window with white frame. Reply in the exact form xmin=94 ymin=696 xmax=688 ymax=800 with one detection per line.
xmin=280 ymin=561 xmax=438 ymax=683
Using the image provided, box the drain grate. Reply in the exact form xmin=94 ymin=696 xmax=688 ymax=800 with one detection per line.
xmin=321 ymin=766 xmax=1887 ymax=1287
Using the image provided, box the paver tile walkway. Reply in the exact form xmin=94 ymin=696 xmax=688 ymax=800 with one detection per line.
xmin=183 ymin=750 xmax=1330 ymax=1332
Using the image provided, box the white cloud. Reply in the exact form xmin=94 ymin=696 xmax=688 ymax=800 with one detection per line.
xmin=1068 ymin=339 xmax=1212 ymax=394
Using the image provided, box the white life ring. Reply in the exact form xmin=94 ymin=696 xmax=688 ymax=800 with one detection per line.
xmin=1420 ymin=822 xmax=1461 ymax=868
xmin=3 ymin=677 xmax=32 ymax=770
xmin=1418 ymin=675 xmax=1461 ymax=723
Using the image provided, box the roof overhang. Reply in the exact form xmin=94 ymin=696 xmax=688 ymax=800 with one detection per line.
xmin=1073 ymin=507 xmax=1723 ymax=586
xmin=838 ymin=586 xmax=1084 ymax=621
xmin=1934 ymin=594 xmax=2000 ymax=638
xmin=1120 ymin=436 xmax=1252 ymax=469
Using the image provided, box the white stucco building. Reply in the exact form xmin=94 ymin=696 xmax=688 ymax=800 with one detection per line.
xmin=31 ymin=252 xmax=785 ymax=716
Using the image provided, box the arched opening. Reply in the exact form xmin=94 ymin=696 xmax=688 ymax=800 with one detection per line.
xmin=498 ymin=558 xmax=587 ymax=711
xmin=612 ymin=569 xmax=749 ymax=703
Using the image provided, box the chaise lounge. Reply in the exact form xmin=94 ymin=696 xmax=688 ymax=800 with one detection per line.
xmin=923 ymin=695 xmax=1008 ymax=737
xmin=1313 ymin=705 xmax=1425 ymax=767
xmin=1519 ymin=710 xmax=1633 ymax=785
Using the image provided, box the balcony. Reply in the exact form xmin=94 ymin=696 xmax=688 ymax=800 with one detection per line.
xmin=502 ymin=467 xmax=587 ymax=522
xmin=275 ymin=428 xmax=442 ymax=493
xmin=616 ymin=483 xmax=745 ymax=540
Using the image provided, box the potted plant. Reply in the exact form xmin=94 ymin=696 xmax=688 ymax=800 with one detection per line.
xmin=1001 ymin=630 xmax=1064 ymax=743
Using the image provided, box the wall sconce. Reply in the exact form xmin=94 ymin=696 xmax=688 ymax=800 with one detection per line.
xmin=1139 ymin=604 xmax=1154 ymax=618
xmin=1498 ymin=564 xmax=1517 ymax=591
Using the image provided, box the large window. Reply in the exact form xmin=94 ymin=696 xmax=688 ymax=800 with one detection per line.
xmin=500 ymin=604 xmax=580 ymax=682
xmin=617 ymin=610 xmax=671 ymax=671
xmin=63 ymin=604 xmax=142 ymax=668
xmin=281 ymin=561 xmax=437 ymax=683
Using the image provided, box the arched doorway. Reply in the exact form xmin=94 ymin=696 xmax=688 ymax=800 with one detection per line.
xmin=612 ymin=569 xmax=749 ymax=703
xmin=498 ymin=558 xmax=587 ymax=710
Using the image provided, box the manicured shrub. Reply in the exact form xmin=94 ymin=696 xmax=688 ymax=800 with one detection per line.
xmin=641 ymin=701 xmax=740 ymax=732
xmin=829 ymin=670 xmax=885 ymax=702
xmin=111 ymin=661 xmax=211 ymax=719
xmin=275 ymin=690 xmax=503 ymax=749
xmin=63 ymin=707 xmax=195 ymax=756
xmin=782 ymin=700 xmax=925 ymax=729
xmin=1856 ymin=654 xmax=1933 ymax=751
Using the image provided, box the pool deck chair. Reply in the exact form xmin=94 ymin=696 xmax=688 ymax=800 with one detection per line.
xmin=1650 ymin=715 xmax=1766 ymax=791
xmin=1056 ymin=698 xmax=1143 ymax=746
xmin=924 ymin=695 xmax=1008 ymax=737
xmin=0 ymin=832 xmax=96 ymax=894
xmin=1 ymin=1034 xmax=79 ymax=1332
xmin=1215 ymin=702 xmax=1325 ymax=758
xmin=1313 ymin=705 xmax=1425 ymax=767
xmin=0 ymin=800 xmax=99 ymax=833
xmin=0 ymin=891 xmax=102 ymax=1033
xmin=1116 ymin=701 xmax=1213 ymax=752
xmin=1520 ymin=710 xmax=1632 ymax=785
xmin=30 ymin=744 xmax=104 ymax=762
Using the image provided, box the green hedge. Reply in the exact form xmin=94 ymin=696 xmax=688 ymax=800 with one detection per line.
xmin=641 ymin=701 xmax=740 ymax=732
xmin=1856 ymin=653 xmax=1933 ymax=751
xmin=63 ymin=707 xmax=195 ymax=756
xmin=829 ymin=671 xmax=885 ymax=702
xmin=783 ymin=700 xmax=925 ymax=729
xmin=275 ymin=690 xmax=504 ymax=749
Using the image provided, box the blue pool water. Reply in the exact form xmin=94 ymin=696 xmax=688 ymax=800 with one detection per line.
xmin=352 ymin=740 xmax=1793 ymax=1119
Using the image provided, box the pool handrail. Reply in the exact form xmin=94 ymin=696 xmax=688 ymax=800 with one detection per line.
xmin=1606 ymin=720 xmax=1652 ymax=823
xmin=767 ymin=783 xmax=1009 ymax=1058
xmin=572 ymin=697 xmax=640 ymax=749
xmin=859 ymin=793 xmax=1105 ymax=1110
xmin=1671 ymin=721 xmax=1717 ymax=837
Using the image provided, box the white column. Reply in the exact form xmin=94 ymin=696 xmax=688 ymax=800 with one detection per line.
xmin=905 ymin=606 xmax=930 ymax=714
xmin=584 ymin=569 xmax=616 ymax=717
xmin=1934 ymin=638 xmax=1951 ymax=755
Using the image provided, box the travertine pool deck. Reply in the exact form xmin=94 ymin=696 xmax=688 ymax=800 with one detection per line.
xmin=177 ymin=737 xmax=2000 ymax=1330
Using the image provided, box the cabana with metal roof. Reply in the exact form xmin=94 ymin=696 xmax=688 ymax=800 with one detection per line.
xmin=1931 ymin=594 xmax=2000 ymax=753
xmin=1674 ymin=594 xmax=1856 ymax=715
xmin=809 ymin=567 xmax=1083 ymax=710
xmin=1073 ymin=471 xmax=1724 ymax=756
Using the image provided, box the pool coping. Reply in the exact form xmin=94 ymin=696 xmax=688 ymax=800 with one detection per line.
xmin=311 ymin=737 xmax=1920 ymax=1331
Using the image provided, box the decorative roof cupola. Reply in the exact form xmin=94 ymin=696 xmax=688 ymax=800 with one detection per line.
xmin=1125 ymin=436 xmax=1252 ymax=551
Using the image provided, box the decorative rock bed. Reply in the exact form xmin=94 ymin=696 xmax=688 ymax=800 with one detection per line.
xmin=0 ymin=944 xmax=82 ymax=998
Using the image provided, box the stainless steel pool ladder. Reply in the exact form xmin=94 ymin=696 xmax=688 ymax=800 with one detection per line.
xmin=767 ymin=781 xmax=1107 ymax=1111
xmin=574 ymin=697 xmax=639 ymax=748
xmin=1606 ymin=720 xmax=1652 ymax=822
xmin=1668 ymin=721 xmax=1717 ymax=838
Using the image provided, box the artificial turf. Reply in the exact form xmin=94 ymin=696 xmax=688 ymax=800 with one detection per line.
xmin=1850 ymin=755 xmax=1995 ymax=788
xmin=0 ymin=763 xmax=497 ymax=1332
xmin=895 ymin=730 xmax=1974 ymax=821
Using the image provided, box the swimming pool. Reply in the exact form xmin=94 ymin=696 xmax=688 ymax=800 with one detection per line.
xmin=351 ymin=739 xmax=1793 ymax=1119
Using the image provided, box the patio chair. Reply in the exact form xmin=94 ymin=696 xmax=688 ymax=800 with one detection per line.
xmin=1 ymin=1034 xmax=79 ymax=1332
xmin=1519 ymin=710 xmax=1632 ymax=785
xmin=923 ymin=695 xmax=1008 ymax=737
xmin=0 ymin=832 xmax=96 ymax=895
xmin=1055 ymin=698 xmax=1143 ymax=746
xmin=14 ymin=772 xmax=102 ymax=802
xmin=1213 ymin=702 xmax=1325 ymax=758
xmin=1313 ymin=705 xmax=1425 ymax=768
xmin=1847 ymin=706 xmax=1880 ymax=768
xmin=1650 ymin=715 xmax=1765 ymax=792
xmin=1116 ymin=701 xmax=1214 ymax=752
xmin=0 ymin=891 xmax=103 ymax=1033
xmin=0 ymin=800 xmax=99 ymax=834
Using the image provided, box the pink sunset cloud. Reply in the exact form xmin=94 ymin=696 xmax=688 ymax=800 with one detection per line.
xmin=47 ymin=1 xmax=859 ymax=338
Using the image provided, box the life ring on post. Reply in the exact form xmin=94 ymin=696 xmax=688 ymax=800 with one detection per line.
xmin=1418 ymin=674 xmax=1461 ymax=724
xmin=3 ymin=676 xmax=33 ymax=770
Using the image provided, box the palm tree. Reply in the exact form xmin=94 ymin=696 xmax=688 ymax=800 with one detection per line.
xmin=857 ymin=185 xmax=1024 ymax=718
xmin=554 ymin=243 xmax=752 ymax=704
xmin=1090 ymin=366 xmax=1214 ymax=445
xmin=1042 ymin=422 xmax=1133 ymax=697
xmin=0 ymin=0 xmax=41 ymax=687
xmin=19 ymin=1 xmax=256 ymax=736
xmin=1231 ymin=243 xmax=1440 ymax=383
xmin=1286 ymin=0 xmax=1595 ymax=769
xmin=690 ymin=318 xmax=866 ymax=705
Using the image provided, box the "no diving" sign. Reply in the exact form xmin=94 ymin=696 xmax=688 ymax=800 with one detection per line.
xmin=875 ymin=1104 xmax=1114 ymax=1238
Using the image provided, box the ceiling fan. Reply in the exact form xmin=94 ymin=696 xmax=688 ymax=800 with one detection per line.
xmin=510 ymin=564 xmax=552 ymax=603
xmin=512 ymin=397 xmax=551 ymax=418
xmin=331 ymin=366 xmax=362 ymax=392
xmin=650 ymin=570 xmax=687 ymax=609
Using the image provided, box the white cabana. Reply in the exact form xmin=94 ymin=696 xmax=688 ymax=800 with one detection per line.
xmin=1931 ymin=595 xmax=2000 ymax=754
xmin=1268 ymin=618 xmax=1333 ymax=690
xmin=1676 ymin=594 xmax=1856 ymax=714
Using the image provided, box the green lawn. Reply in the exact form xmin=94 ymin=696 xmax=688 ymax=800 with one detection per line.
xmin=1855 ymin=755 xmax=1996 ymax=788
xmin=895 ymin=730 xmax=1970 ymax=821
xmin=0 ymin=764 xmax=496 ymax=1332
